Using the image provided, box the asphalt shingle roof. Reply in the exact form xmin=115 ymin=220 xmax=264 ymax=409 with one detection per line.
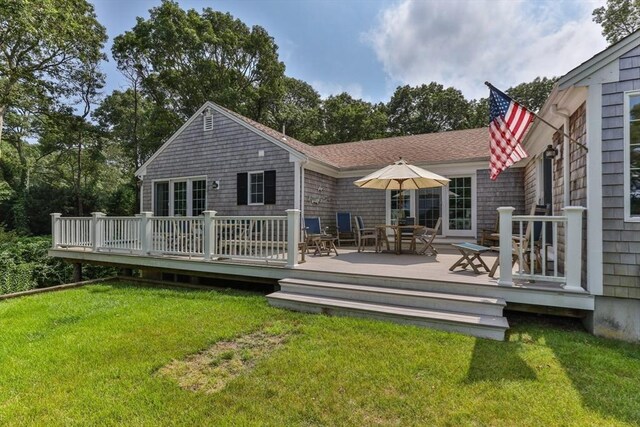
xmin=219 ymin=104 xmax=490 ymax=170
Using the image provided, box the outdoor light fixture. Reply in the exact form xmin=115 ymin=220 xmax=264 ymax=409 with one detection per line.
xmin=543 ymin=144 xmax=558 ymax=159
xmin=211 ymin=180 xmax=220 ymax=190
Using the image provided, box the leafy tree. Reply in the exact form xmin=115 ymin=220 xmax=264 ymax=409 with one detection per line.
xmin=506 ymin=77 xmax=557 ymax=113
xmin=467 ymin=97 xmax=490 ymax=128
xmin=0 ymin=0 xmax=107 ymax=155
xmin=320 ymin=93 xmax=387 ymax=144
xmin=593 ymin=0 xmax=640 ymax=45
xmin=266 ymin=77 xmax=322 ymax=144
xmin=112 ymin=0 xmax=286 ymax=123
xmin=386 ymin=83 xmax=471 ymax=136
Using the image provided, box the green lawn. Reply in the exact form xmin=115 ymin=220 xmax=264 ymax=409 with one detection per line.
xmin=1 ymin=282 xmax=639 ymax=426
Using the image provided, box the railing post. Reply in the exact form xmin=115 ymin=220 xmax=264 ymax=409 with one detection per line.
xmin=203 ymin=210 xmax=217 ymax=260
xmin=497 ymin=207 xmax=515 ymax=286
xmin=563 ymin=206 xmax=586 ymax=291
xmin=286 ymin=209 xmax=301 ymax=268
xmin=50 ymin=213 xmax=61 ymax=248
xmin=91 ymin=212 xmax=105 ymax=252
xmin=139 ymin=212 xmax=153 ymax=255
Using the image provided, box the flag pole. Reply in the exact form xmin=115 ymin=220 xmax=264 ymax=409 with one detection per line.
xmin=485 ymin=82 xmax=588 ymax=152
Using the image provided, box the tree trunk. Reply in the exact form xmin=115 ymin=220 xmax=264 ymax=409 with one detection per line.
xmin=76 ymin=131 xmax=83 ymax=216
xmin=0 ymin=105 xmax=5 ymax=159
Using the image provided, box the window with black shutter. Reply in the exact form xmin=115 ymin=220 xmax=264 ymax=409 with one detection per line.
xmin=264 ymin=170 xmax=276 ymax=205
xmin=237 ymin=173 xmax=248 ymax=205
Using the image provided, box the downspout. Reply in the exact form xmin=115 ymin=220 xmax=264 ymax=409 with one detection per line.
xmin=552 ymin=105 xmax=571 ymax=209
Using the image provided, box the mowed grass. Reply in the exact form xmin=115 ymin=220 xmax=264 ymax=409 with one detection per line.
xmin=1 ymin=283 xmax=639 ymax=426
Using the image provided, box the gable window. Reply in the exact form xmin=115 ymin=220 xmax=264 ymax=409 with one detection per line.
xmin=625 ymin=91 xmax=640 ymax=220
xmin=153 ymin=177 xmax=207 ymax=216
xmin=237 ymin=171 xmax=276 ymax=205
xmin=203 ymin=109 xmax=214 ymax=131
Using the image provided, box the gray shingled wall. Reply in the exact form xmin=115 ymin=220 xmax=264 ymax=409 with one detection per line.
xmin=335 ymin=177 xmax=387 ymax=229
xmin=601 ymin=46 xmax=640 ymax=299
xmin=142 ymin=109 xmax=295 ymax=216
xmin=476 ymin=168 xmax=525 ymax=234
xmin=304 ymin=169 xmax=338 ymax=230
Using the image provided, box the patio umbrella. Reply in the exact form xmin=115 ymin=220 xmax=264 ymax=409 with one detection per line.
xmin=354 ymin=159 xmax=449 ymax=190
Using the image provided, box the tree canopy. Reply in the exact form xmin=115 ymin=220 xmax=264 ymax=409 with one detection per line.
xmin=593 ymin=0 xmax=640 ymax=45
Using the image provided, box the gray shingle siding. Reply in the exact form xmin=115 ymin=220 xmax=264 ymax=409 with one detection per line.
xmin=335 ymin=178 xmax=387 ymax=229
xmin=601 ymin=48 xmax=640 ymax=299
xmin=477 ymin=168 xmax=525 ymax=234
xmin=142 ymin=109 xmax=295 ymax=216
xmin=303 ymin=169 xmax=338 ymax=230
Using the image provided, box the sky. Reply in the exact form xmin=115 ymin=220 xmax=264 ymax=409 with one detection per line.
xmin=91 ymin=0 xmax=609 ymax=103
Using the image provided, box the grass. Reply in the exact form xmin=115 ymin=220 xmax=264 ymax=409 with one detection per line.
xmin=0 ymin=282 xmax=639 ymax=426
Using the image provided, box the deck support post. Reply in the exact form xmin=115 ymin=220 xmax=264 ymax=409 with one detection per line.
xmin=91 ymin=212 xmax=105 ymax=252
xmin=72 ymin=263 xmax=82 ymax=282
xmin=497 ymin=207 xmax=515 ymax=286
xmin=50 ymin=213 xmax=61 ymax=248
xmin=139 ymin=212 xmax=153 ymax=255
xmin=563 ymin=206 xmax=586 ymax=292
xmin=203 ymin=211 xmax=217 ymax=260
xmin=286 ymin=209 xmax=301 ymax=268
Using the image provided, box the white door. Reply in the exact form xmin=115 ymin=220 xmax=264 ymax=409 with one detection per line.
xmin=443 ymin=175 xmax=476 ymax=237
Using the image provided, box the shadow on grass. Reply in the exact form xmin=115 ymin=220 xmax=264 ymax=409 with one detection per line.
xmin=464 ymin=338 xmax=537 ymax=383
xmin=509 ymin=312 xmax=640 ymax=425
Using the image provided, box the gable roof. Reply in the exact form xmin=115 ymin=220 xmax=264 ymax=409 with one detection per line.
xmin=136 ymin=100 xmax=490 ymax=177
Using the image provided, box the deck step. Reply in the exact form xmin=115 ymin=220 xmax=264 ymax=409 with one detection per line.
xmin=278 ymin=278 xmax=506 ymax=317
xmin=267 ymin=292 xmax=508 ymax=341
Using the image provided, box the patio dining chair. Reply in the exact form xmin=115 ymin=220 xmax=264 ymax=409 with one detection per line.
xmin=398 ymin=217 xmax=417 ymax=252
xmin=335 ymin=212 xmax=356 ymax=246
xmin=355 ymin=216 xmax=378 ymax=252
xmin=416 ymin=217 xmax=442 ymax=256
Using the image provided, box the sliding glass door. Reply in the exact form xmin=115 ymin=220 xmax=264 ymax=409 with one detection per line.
xmin=446 ymin=176 xmax=475 ymax=236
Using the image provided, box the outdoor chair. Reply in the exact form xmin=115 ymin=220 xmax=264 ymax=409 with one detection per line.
xmin=398 ymin=217 xmax=417 ymax=252
xmin=479 ymin=216 xmax=500 ymax=247
xmin=355 ymin=216 xmax=378 ymax=252
xmin=335 ymin=212 xmax=356 ymax=246
xmin=303 ymin=216 xmax=338 ymax=256
xmin=416 ymin=217 xmax=442 ymax=256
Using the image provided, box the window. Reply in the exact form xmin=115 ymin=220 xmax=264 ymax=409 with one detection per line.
xmin=390 ymin=190 xmax=411 ymax=224
xmin=153 ymin=177 xmax=207 ymax=216
xmin=192 ymin=180 xmax=206 ymax=216
xmin=417 ymin=188 xmax=442 ymax=229
xmin=626 ymin=92 xmax=640 ymax=219
xmin=249 ymin=172 xmax=264 ymax=205
xmin=237 ymin=171 xmax=276 ymax=205
xmin=173 ymin=181 xmax=187 ymax=216
xmin=448 ymin=177 xmax=472 ymax=230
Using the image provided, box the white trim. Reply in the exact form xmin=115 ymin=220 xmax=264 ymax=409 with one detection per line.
xmin=624 ymin=90 xmax=640 ymax=222
xmin=248 ymin=170 xmax=265 ymax=206
xmin=151 ymin=175 xmax=207 ymax=216
xmin=443 ymin=174 xmax=477 ymax=237
xmin=135 ymin=101 xmax=307 ymax=177
xmin=587 ymin=84 xmax=604 ymax=296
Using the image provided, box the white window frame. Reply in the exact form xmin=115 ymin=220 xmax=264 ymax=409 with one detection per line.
xmin=385 ymin=189 xmax=416 ymax=226
xmin=151 ymin=176 xmax=207 ymax=216
xmin=248 ymin=170 xmax=265 ymax=206
xmin=443 ymin=174 xmax=477 ymax=237
xmin=624 ymin=90 xmax=640 ymax=222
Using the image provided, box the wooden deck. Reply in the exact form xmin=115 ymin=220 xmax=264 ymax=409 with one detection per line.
xmin=49 ymin=243 xmax=594 ymax=311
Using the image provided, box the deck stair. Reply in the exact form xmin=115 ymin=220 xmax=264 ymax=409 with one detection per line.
xmin=267 ymin=278 xmax=509 ymax=341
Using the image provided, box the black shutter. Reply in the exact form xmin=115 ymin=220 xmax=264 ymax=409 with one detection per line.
xmin=264 ymin=170 xmax=276 ymax=205
xmin=237 ymin=173 xmax=248 ymax=205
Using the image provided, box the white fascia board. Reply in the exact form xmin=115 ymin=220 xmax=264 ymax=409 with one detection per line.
xmin=336 ymin=160 xmax=504 ymax=180
xmin=135 ymin=101 xmax=309 ymax=178
xmin=557 ymin=31 xmax=640 ymax=90
xmin=305 ymin=158 xmax=340 ymax=177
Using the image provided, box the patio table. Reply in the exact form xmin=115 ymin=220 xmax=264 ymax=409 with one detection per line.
xmin=449 ymin=242 xmax=491 ymax=274
xmin=376 ymin=224 xmax=424 ymax=254
xmin=307 ymin=234 xmax=339 ymax=256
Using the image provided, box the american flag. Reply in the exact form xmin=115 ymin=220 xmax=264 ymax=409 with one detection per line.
xmin=488 ymin=85 xmax=533 ymax=180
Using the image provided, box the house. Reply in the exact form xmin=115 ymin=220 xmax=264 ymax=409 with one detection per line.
xmin=135 ymin=104 xmax=524 ymax=241
xmin=49 ymin=31 xmax=640 ymax=342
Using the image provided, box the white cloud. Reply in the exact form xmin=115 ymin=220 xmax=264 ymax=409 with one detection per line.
xmin=366 ymin=0 xmax=608 ymax=100
xmin=311 ymin=80 xmax=367 ymax=100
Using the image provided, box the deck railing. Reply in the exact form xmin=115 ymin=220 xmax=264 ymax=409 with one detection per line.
xmin=497 ymin=206 xmax=585 ymax=291
xmin=50 ymin=210 xmax=301 ymax=267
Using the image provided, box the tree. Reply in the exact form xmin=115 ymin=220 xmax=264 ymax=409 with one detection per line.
xmin=386 ymin=83 xmax=472 ymax=136
xmin=593 ymin=0 xmax=640 ymax=45
xmin=320 ymin=93 xmax=387 ymax=144
xmin=112 ymin=0 xmax=286 ymax=123
xmin=506 ymin=77 xmax=557 ymax=113
xmin=266 ymin=77 xmax=322 ymax=144
xmin=0 ymin=0 xmax=107 ymax=155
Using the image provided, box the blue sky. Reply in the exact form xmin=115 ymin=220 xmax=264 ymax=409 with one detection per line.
xmin=92 ymin=0 xmax=608 ymax=103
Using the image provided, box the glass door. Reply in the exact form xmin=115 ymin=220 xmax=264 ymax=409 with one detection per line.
xmin=446 ymin=176 xmax=475 ymax=236
xmin=390 ymin=189 xmax=412 ymax=224
xmin=417 ymin=187 xmax=442 ymax=232
xmin=154 ymin=182 xmax=169 ymax=216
